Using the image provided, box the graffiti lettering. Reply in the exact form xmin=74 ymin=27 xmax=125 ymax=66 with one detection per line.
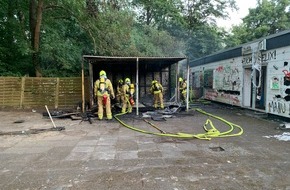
xmin=205 ymin=90 xmax=241 ymax=106
xmin=268 ymin=101 xmax=286 ymax=113
xmin=242 ymin=50 xmax=276 ymax=65
xmin=215 ymin=66 xmax=224 ymax=72
xmin=260 ymin=51 xmax=276 ymax=62
xmin=242 ymin=57 xmax=252 ymax=65
xmin=205 ymin=91 xmax=218 ymax=99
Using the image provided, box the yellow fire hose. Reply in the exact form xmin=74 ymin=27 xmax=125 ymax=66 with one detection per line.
xmin=113 ymin=108 xmax=243 ymax=140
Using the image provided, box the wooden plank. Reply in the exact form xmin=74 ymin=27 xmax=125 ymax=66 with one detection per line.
xmin=20 ymin=77 xmax=25 ymax=107
xmin=55 ymin=78 xmax=60 ymax=109
xmin=0 ymin=77 xmax=89 ymax=108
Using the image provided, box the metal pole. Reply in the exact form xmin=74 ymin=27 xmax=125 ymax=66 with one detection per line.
xmin=252 ymin=69 xmax=257 ymax=109
xmin=136 ymin=57 xmax=139 ymax=115
xmin=186 ymin=57 xmax=190 ymax=111
xmin=81 ymin=57 xmax=85 ymax=112
xmin=88 ymin=61 xmax=94 ymax=107
xmin=176 ymin=62 xmax=179 ymax=103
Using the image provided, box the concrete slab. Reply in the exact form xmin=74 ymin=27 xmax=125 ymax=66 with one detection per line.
xmin=0 ymin=103 xmax=290 ymax=189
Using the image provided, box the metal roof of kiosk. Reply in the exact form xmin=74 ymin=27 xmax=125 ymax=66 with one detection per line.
xmin=81 ymin=56 xmax=188 ymax=115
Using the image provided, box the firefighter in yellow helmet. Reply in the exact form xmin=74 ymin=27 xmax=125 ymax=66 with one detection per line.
xmin=94 ymin=70 xmax=115 ymax=120
xmin=179 ymin=77 xmax=187 ymax=104
xmin=116 ymin=79 xmax=124 ymax=104
xmin=121 ymin=78 xmax=135 ymax=113
xmin=150 ymin=80 xmax=164 ymax=109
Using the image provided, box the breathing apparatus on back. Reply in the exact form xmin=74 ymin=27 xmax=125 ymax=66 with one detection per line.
xmin=99 ymin=70 xmax=108 ymax=105
xmin=124 ymin=78 xmax=135 ymax=106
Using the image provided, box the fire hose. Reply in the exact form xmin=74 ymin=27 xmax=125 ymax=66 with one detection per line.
xmin=113 ymin=108 xmax=243 ymax=140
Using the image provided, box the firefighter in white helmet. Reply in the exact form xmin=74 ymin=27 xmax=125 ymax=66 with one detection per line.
xmin=94 ymin=70 xmax=115 ymax=120
xmin=121 ymin=78 xmax=135 ymax=113
xmin=150 ymin=80 xmax=164 ymax=109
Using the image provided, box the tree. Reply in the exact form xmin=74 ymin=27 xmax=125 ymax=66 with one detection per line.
xmin=132 ymin=0 xmax=237 ymax=58
xmin=0 ymin=0 xmax=87 ymax=76
xmin=181 ymin=0 xmax=237 ymax=59
xmin=29 ymin=0 xmax=44 ymax=77
xmin=130 ymin=24 xmax=185 ymax=56
xmin=183 ymin=0 xmax=237 ymax=29
xmin=0 ymin=0 xmax=238 ymax=76
xmin=187 ymin=25 xmax=227 ymax=59
xmin=132 ymin=0 xmax=184 ymax=27
xmin=226 ymin=0 xmax=290 ymax=46
xmin=0 ymin=0 xmax=32 ymax=76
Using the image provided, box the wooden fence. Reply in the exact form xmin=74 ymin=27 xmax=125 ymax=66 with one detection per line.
xmin=0 ymin=77 xmax=89 ymax=109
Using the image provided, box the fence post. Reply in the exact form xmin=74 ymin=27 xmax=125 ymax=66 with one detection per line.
xmin=55 ymin=78 xmax=60 ymax=109
xmin=20 ymin=77 xmax=25 ymax=108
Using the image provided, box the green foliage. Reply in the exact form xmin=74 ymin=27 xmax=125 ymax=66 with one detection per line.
xmin=131 ymin=24 xmax=185 ymax=56
xmin=187 ymin=25 xmax=227 ymax=59
xmin=40 ymin=20 xmax=84 ymax=77
xmin=132 ymin=0 xmax=236 ymax=58
xmin=132 ymin=0 xmax=184 ymax=27
xmin=0 ymin=0 xmax=242 ymax=76
xmin=91 ymin=10 xmax=134 ymax=56
xmin=226 ymin=0 xmax=290 ymax=46
xmin=182 ymin=0 xmax=237 ymax=29
xmin=0 ymin=0 xmax=33 ymax=76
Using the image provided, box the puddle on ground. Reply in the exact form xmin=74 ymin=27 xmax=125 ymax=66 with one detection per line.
xmin=209 ymin=146 xmax=225 ymax=151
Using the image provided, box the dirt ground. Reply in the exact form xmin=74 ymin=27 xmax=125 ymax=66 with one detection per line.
xmin=0 ymin=103 xmax=289 ymax=190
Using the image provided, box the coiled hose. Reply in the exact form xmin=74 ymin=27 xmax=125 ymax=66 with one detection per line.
xmin=113 ymin=108 xmax=243 ymax=140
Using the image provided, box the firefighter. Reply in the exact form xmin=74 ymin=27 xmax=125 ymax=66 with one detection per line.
xmin=179 ymin=77 xmax=187 ymax=104
xmin=121 ymin=78 xmax=135 ymax=113
xmin=116 ymin=79 xmax=124 ymax=104
xmin=150 ymin=80 xmax=164 ymax=109
xmin=94 ymin=70 xmax=115 ymax=120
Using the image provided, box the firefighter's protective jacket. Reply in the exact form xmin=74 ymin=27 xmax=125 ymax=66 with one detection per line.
xmin=116 ymin=83 xmax=123 ymax=96
xmin=179 ymin=81 xmax=187 ymax=94
xmin=123 ymin=83 xmax=134 ymax=97
xmin=150 ymin=82 xmax=163 ymax=95
xmin=94 ymin=78 xmax=115 ymax=98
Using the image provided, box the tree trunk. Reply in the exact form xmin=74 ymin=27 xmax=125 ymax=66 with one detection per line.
xmin=146 ymin=7 xmax=150 ymax=25
xmin=29 ymin=0 xmax=43 ymax=77
xmin=5 ymin=0 xmax=15 ymax=65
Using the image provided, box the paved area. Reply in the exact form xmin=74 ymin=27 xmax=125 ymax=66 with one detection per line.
xmin=0 ymin=103 xmax=289 ymax=190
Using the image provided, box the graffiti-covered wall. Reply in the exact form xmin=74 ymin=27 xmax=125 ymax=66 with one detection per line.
xmin=266 ymin=48 xmax=290 ymax=117
xmin=191 ymin=42 xmax=290 ymax=117
xmin=191 ymin=58 xmax=243 ymax=106
xmin=190 ymin=30 xmax=290 ymax=118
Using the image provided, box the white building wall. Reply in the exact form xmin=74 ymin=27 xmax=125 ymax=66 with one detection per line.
xmin=191 ymin=44 xmax=290 ymax=118
xmin=191 ymin=57 xmax=244 ymax=106
xmin=266 ymin=47 xmax=290 ymax=117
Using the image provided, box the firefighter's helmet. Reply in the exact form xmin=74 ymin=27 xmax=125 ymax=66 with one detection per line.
xmin=152 ymin=80 xmax=157 ymax=85
xmin=125 ymin=78 xmax=130 ymax=84
xmin=99 ymin=70 xmax=106 ymax=77
xmin=118 ymin=79 xmax=123 ymax=84
xmin=179 ymin=77 xmax=183 ymax=82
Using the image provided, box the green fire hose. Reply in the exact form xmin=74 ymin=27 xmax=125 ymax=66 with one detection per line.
xmin=113 ymin=108 xmax=243 ymax=140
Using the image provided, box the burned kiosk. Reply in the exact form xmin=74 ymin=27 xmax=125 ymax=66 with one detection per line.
xmin=81 ymin=56 xmax=188 ymax=115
